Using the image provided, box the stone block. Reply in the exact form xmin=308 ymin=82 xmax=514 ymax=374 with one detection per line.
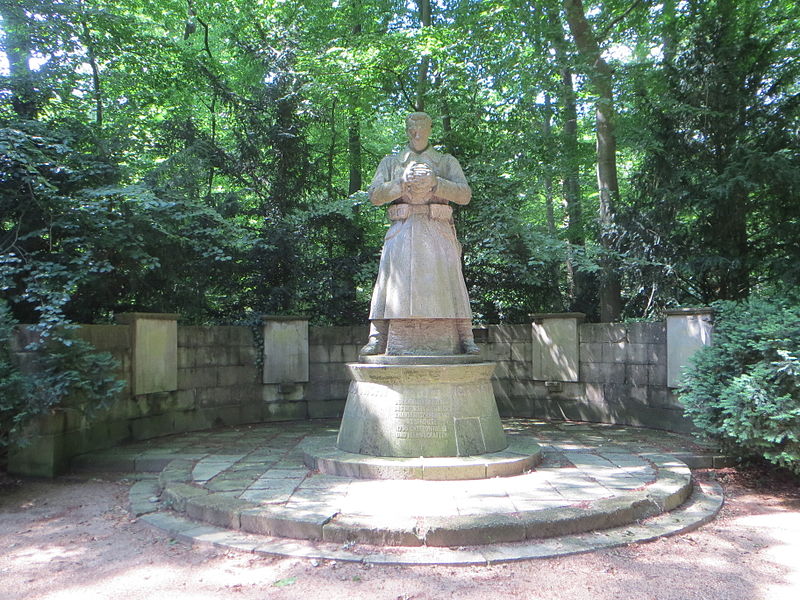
xmin=626 ymin=364 xmax=650 ymax=387
xmin=307 ymin=400 xmax=345 ymax=419
xmin=235 ymin=382 xmax=262 ymax=403
xmin=490 ymin=342 xmax=513 ymax=361
xmin=341 ymin=344 xmax=360 ymax=363
xmin=511 ymin=379 xmax=536 ymax=399
xmin=309 ymin=326 xmax=350 ymax=346
xmin=130 ymin=414 xmax=174 ymax=441
xmin=178 ymin=366 xmax=218 ymax=390
xmin=192 ymin=346 xmax=218 ymax=368
xmin=76 ymin=324 xmax=130 ymax=351
xmin=322 ymin=516 xmax=422 ymax=547
xmin=7 ymin=432 xmax=67 ymax=477
xmin=580 ymin=323 xmax=627 ymax=343
xmin=580 ymin=342 xmax=603 ymax=362
xmin=603 ymin=383 xmax=630 ymax=405
xmin=489 ymin=325 xmax=528 ymax=343
xmin=309 ymin=362 xmax=333 ymax=382
xmin=197 ymin=386 xmax=235 ymax=408
xmin=186 ymin=495 xmax=245 ymax=529
xmin=601 ymin=341 xmax=627 ymax=363
xmin=229 ymin=326 xmax=254 ymax=346
xmin=239 ymin=401 xmax=263 ymax=425
xmin=171 ymin=410 xmax=206 ymax=433
xmin=492 ymin=361 xmax=511 ymax=379
xmin=625 ymin=343 xmax=650 ymax=364
xmin=241 ymin=507 xmax=330 ymax=540
xmin=648 ymin=363 xmax=667 ymax=386
xmin=309 ymin=344 xmax=329 ymax=364
xmin=236 ymin=344 xmax=258 ymax=366
xmin=511 ymin=342 xmax=530 ymax=363
xmin=627 ymin=321 xmax=666 ymax=344
xmin=263 ymin=401 xmax=308 ymax=421
xmin=580 ymin=362 xmax=625 ymax=384
xmin=177 ymin=348 xmax=194 ymax=369
xmin=217 ymin=365 xmax=255 ymax=387
xmin=174 ymin=389 xmax=197 ymax=411
xmin=305 ymin=380 xmax=331 ymax=402
xmin=327 ymin=344 xmax=344 ymax=363
xmin=421 ymin=514 xmax=525 ymax=546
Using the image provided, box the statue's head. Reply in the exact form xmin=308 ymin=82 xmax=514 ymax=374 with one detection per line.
xmin=406 ymin=112 xmax=432 ymax=152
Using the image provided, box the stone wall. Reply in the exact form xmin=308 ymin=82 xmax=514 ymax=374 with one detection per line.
xmin=8 ymin=311 xmax=711 ymax=477
xmin=307 ymin=325 xmax=367 ymax=419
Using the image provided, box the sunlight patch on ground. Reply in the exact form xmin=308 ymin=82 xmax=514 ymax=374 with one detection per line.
xmin=736 ymin=512 xmax=800 ymax=600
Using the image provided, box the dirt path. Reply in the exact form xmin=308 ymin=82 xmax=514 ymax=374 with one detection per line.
xmin=1 ymin=470 xmax=799 ymax=600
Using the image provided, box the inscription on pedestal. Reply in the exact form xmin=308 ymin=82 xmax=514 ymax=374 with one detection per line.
xmin=395 ymin=394 xmax=449 ymax=439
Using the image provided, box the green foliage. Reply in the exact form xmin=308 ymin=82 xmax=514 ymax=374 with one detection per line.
xmin=0 ymin=121 xmax=251 ymax=324
xmin=680 ymin=294 xmax=800 ymax=474
xmin=0 ymin=300 xmax=124 ymax=448
xmin=621 ymin=0 xmax=800 ymax=309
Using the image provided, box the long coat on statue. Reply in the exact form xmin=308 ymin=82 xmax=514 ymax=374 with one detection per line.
xmin=367 ymin=145 xmax=473 ymax=320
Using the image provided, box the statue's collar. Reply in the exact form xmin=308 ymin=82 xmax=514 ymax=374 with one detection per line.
xmin=401 ymin=145 xmax=439 ymax=162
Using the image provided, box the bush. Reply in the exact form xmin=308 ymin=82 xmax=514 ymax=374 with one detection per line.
xmin=680 ymin=295 xmax=800 ymax=474
xmin=0 ymin=300 xmax=124 ymax=449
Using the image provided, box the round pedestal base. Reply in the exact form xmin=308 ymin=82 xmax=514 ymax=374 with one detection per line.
xmin=336 ymin=361 xmax=507 ymax=457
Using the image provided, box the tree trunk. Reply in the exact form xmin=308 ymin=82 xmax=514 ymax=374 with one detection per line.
xmin=662 ymin=0 xmax=677 ymax=66
xmin=0 ymin=2 xmax=38 ymax=119
xmin=415 ymin=0 xmax=432 ymax=111
xmin=563 ymin=0 xmax=622 ymax=322
xmin=79 ymin=12 xmax=103 ymax=129
xmin=348 ymin=0 xmax=363 ymax=195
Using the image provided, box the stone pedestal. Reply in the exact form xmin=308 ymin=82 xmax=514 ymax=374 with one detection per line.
xmin=336 ymin=359 xmax=507 ymax=457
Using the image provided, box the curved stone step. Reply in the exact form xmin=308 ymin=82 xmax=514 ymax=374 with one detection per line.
xmin=129 ymin=477 xmax=722 ymax=564
xmin=154 ymin=450 xmax=692 ymax=547
xmin=301 ymin=434 xmax=543 ymax=480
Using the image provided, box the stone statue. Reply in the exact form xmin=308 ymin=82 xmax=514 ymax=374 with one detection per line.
xmin=360 ymin=112 xmax=479 ymax=356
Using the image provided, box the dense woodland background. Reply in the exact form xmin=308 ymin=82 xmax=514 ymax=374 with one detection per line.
xmin=2 ymin=0 xmax=799 ymax=330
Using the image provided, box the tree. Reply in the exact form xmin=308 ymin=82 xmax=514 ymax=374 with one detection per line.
xmin=562 ymin=0 xmax=627 ymax=322
xmin=623 ymin=0 xmax=800 ymax=307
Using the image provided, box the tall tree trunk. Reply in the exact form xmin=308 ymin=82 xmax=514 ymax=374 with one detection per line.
xmin=542 ymin=94 xmax=556 ymax=236
xmin=415 ymin=0 xmax=432 ymax=111
xmin=348 ymin=118 xmax=362 ymax=195
xmin=0 ymin=2 xmax=38 ymax=119
xmin=563 ymin=0 xmax=622 ymax=322
xmin=78 ymin=1 xmax=103 ymax=130
xmin=662 ymin=0 xmax=677 ymax=66
xmin=348 ymin=0 xmax=363 ymax=195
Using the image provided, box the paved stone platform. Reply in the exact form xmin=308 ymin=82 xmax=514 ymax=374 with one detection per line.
xmin=72 ymin=419 xmax=730 ymax=563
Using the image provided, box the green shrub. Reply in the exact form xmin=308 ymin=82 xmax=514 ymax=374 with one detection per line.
xmin=0 ymin=300 xmax=124 ymax=449
xmin=680 ymin=295 xmax=800 ymax=474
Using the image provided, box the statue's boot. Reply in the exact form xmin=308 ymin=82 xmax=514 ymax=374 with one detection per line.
xmin=359 ymin=320 xmax=388 ymax=355
xmin=458 ymin=319 xmax=481 ymax=355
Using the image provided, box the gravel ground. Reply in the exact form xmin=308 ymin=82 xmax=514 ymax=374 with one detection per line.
xmin=1 ymin=468 xmax=799 ymax=600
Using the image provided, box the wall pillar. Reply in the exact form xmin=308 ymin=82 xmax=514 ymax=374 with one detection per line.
xmin=116 ymin=313 xmax=179 ymax=395
xmin=530 ymin=313 xmax=585 ymax=383
xmin=666 ymin=308 xmax=714 ymax=388
xmin=262 ymin=316 xmax=310 ymax=420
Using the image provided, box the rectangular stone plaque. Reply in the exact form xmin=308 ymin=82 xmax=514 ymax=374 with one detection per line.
xmin=666 ymin=309 xmax=713 ymax=388
xmin=531 ymin=313 xmax=583 ymax=382
xmin=263 ymin=317 xmax=309 ymax=384
xmin=116 ymin=313 xmax=178 ymax=396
